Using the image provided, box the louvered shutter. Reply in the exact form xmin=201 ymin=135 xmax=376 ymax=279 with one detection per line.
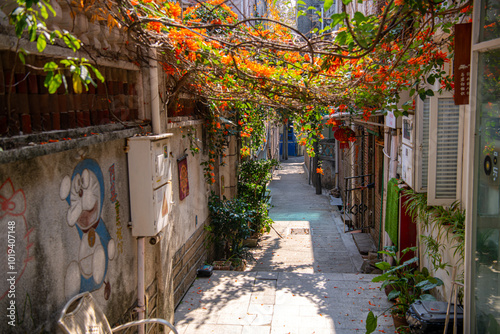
xmin=427 ymin=97 xmax=463 ymax=205
xmin=415 ymin=98 xmax=430 ymax=192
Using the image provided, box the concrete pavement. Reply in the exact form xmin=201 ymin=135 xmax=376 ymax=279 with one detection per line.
xmin=246 ymin=157 xmax=362 ymax=273
xmin=174 ymin=157 xmax=395 ymax=333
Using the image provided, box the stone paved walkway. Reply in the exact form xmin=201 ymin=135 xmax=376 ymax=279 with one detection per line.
xmin=174 ymin=157 xmax=395 ymax=333
xmin=246 ymin=157 xmax=360 ymax=273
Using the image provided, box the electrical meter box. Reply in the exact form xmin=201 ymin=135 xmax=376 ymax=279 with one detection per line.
xmin=127 ymin=133 xmax=173 ymax=236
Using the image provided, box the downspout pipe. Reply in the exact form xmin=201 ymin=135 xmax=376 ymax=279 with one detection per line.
xmin=378 ymin=166 xmax=384 ymax=258
xmin=137 ymin=237 xmax=146 ymax=334
xmin=149 ymin=49 xmax=161 ymax=135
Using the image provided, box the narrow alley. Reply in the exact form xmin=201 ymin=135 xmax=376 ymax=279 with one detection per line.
xmin=174 ymin=157 xmax=395 ymax=334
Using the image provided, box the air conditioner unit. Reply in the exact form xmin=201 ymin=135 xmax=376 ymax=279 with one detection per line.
xmin=127 ymin=134 xmax=173 ymax=236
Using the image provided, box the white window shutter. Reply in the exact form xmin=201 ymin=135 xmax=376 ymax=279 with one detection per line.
xmin=415 ymin=98 xmax=430 ymax=192
xmin=427 ymin=97 xmax=463 ymax=206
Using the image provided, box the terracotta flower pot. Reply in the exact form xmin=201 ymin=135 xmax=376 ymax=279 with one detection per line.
xmin=392 ymin=313 xmax=408 ymax=329
xmin=213 ymin=261 xmax=231 ymax=270
xmin=243 ymin=238 xmax=258 ymax=247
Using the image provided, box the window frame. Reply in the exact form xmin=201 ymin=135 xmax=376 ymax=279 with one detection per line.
xmin=426 ymin=94 xmax=464 ymax=206
xmin=465 ymin=1 xmax=500 ymax=332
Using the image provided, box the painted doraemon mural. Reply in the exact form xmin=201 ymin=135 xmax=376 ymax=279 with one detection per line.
xmin=60 ymin=159 xmax=115 ymax=300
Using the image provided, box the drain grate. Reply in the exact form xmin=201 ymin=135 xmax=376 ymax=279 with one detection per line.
xmin=289 ymin=228 xmax=310 ymax=235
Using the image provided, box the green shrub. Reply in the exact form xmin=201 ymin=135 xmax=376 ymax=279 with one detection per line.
xmin=206 ymin=194 xmax=254 ymax=259
xmin=237 ymin=159 xmax=279 ymax=233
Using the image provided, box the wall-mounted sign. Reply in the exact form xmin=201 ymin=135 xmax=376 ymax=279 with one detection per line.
xmin=386 ymin=110 xmax=397 ymax=129
xmin=454 ymin=23 xmax=472 ymax=105
xmin=177 ymin=156 xmax=189 ymax=201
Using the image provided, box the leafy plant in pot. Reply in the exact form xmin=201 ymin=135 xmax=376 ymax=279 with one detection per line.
xmin=365 ymin=246 xmax=444 ymax=334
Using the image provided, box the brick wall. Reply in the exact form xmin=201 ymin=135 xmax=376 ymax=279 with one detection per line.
xmin=172 ymin=222 xmax=209 ymax=306
xmin=0 ymin=51 xmax=139 ymax=136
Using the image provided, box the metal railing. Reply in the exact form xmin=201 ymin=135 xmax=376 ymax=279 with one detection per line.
xmin=318 ymin=139 xmax=336 ymax=162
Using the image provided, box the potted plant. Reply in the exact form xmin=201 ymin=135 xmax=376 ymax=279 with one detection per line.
xmin=212 ymin=260 xmax=231 ymax=270
xmin=365 ymin=246 xmax=444 ymax=333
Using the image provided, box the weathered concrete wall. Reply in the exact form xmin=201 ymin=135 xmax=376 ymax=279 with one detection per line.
xmin=0 ymin=122 xmax=218 ymax=332
xmin=0 ymin=138 xmax=136 ymax=333
xmin=154 ymin=123 xmax=213 ymax=320
xmin=418 ymin=224 xmax=463 ymax=303
xmin=320 ymin=160 xmax=335 ymax=189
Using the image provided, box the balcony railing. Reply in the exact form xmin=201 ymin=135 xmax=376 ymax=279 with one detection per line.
xmin=318 ymin=139 xmax=336 ymax=162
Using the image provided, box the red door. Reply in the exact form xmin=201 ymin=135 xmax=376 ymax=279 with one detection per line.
xmin=399 ymin=192 xmax=417 ymax=262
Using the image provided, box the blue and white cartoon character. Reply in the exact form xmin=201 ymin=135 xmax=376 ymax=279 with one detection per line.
xmin=60 ymin=159 xmax=115 ymax=300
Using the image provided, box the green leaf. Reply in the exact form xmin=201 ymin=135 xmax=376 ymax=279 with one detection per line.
xmin=426 ymin=89 xmax=435 ymax=97
xmin=324 ymin=0 xmax=335 ymax=11
xmin=401 ymin=246 xmax=417 ymax=255
xmin=28 ymin=23 xmax=38 ymax=42
xmin=14 ymin=18 xmax=27 ymax=38
xmin=377 ymin=249 xmax=396 ymax=257
xmin=42 ymin=0 xmax=56 ymax=17
xmin=371 ymin=275 xmax=387 ymax=283
xmin=43 ymin=61 xmax=58 ymax=71
xmin=37 ymin=33 xmax=47 ymax=52
xmin=374 ymin=262 xmax=391 ymax=270
xmin=62 ymin=33 xmax=81 ymax=52
xmin=354 ymin=12 xmax=366 ymax=23
xmin=336 ymin=30 xmax=348 ymax=45
xmin=427 ymin=76 xmax=435 ymax=85
xmin=88 ymin=76 xmax=97 ymax=88
xmin=342 ymin=0 xmax=352 ymax=4
xmin=330 ymin=12 xmax=346 ymax=26
xmin=45 ymin=72 xmax=62 ymax=94
xmin=60 ymin=59 xmax=72 ymax=67
xmin=387 ymin=289 xmax=401 ymax=301
xmin=365 ymin=311 xmax=377 ymax=334
xmin=18 ymin=51 xmax=25 ymax=65
xmin=297 ymin=0 xmax=306 ymax=4
xmin=39 ymin=4 xmax=48 ymax=20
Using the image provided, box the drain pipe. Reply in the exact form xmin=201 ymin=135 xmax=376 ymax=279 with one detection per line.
xmin=135 ymin=48 xmax=160 ymax=334
xmin=378 ymin=167 xmax=384 ymax=258
xmin=137 ymin=237 xmax=146 ymax=334
xmin=149 ymin=49 xmax=161 ymax=135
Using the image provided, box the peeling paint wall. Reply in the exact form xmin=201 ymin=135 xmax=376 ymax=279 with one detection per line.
xmin=0 ymin=139 xmax=136 ymax=332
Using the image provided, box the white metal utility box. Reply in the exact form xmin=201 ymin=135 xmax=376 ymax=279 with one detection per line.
xmin=127 ymin=133 xmax=173 ymax=237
